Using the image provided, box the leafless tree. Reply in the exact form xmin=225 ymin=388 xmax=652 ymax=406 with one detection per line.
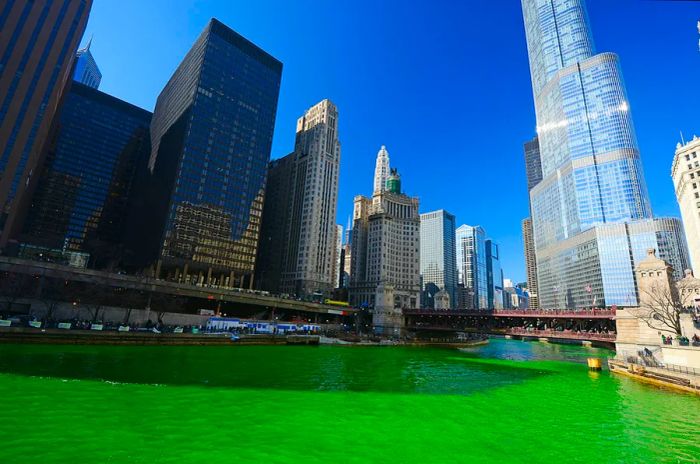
xmin=35 ymin=276 xmax=69 ymax=324
xmin=0 ymin=272 xmax=31 ymax=314
xmin=631 ymin=282 xmax=683 ymax=336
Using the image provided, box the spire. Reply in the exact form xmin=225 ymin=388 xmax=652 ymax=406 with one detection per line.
xmin=86 ymin=34 xmax=93 ymax=51
xmin=373 ymin=145 xmax=390 ymax=195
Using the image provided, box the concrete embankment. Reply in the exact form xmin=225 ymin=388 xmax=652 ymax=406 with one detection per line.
xmin=0 ymin=328 xmax=319 ymax=346
xmin=608 ymin=359 xmax=700 ymax=396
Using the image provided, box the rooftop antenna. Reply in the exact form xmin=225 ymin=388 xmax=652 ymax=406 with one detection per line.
xmin=680 ymin=130 xmax=686 ymax=145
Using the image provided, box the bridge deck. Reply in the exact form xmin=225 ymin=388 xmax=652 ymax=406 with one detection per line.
xmin=0 ymin=257 xmax=356 ymax=316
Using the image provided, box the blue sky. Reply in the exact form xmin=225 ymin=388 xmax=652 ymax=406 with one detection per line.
xmin=82 ymin=0 xmax=700 ymax=283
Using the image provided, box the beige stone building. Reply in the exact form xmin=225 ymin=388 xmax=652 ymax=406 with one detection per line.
xmin=521 ymin=218 xmax=539 ymax=309
xmin=257 ymin=100 xmax=341 ymax=297
xmin=349 ymin=166 xmax=420 ymax=310
xmin=615 ymin=249 xmax=700 ymax=369
xmin=672 ymin=135 xmax=700 ymax=275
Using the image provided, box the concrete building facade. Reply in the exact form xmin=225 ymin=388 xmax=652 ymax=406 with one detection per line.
xmin=257 ymin=100 xmax=340 ymax=297
xmin=672 ymin=135 xmax=700 ymax=276
xmin=350 ymin=168 xmax=420 ymax=310
xmin=522 ymin=218 xmax=539 ymax=309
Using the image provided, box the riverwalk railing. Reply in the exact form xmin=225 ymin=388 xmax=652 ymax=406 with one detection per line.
xmin=509 ymin=328 xmax=616 ymax=342
xmin=625 ymin=355 xmax=700 ymax=377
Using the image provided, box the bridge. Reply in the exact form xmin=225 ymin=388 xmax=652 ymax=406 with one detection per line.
xmin=0 ymin=256 xmax=356 ymax=318
xmin=402 ymin=307 xmax=617 ymax=345
xmin=403 ymin=308 xmax=616 ymax=319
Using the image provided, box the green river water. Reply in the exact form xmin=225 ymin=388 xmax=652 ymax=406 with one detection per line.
xmin=0 ymin=339 xmax=698 ymax=463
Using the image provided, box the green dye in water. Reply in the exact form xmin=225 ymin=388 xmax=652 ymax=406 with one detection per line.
xmin=0 ymin=339 xmax=698 ymax=463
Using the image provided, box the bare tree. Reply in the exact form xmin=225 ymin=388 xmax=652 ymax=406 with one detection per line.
xmin=35 ymin=276 xmax=69 ymax=324
xmin=0 ymin=271 xmax=31 ymax=314
xmin=632 ymin=281 xmax=683 ymax=336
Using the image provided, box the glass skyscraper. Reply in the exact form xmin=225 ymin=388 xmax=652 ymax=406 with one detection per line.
xmin=420 ymin=210 xmax=457 ymax=308
xmin=522 ymin=0 xmax=690 ymax=308
xmin=0 ymin=0 xmax=92 ymax=250
xmin=73 ymin=37 xmax=101 ymax=89
xmin=456 ymin=224 xmax=488 ymax=309
xmin=524 ymin=135 xmax=542 ymax=192
xmin=486 ymin=239 xmax=504 ymax=309
xmin=130 ymin=19 xmax=282 ymax=289
xmin=20 ymin=82 xmax=151 ymax=269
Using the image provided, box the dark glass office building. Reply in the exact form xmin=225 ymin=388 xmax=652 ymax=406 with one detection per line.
xmin=131 ymin=19 xmax=282 ymax=289
xmin=523 ymin=135 xmax=542 ymax=193
xmin=20 ymin=82 xmax=151 ymax=268
xmin=0 ymin=0 xmax=92 ymax=249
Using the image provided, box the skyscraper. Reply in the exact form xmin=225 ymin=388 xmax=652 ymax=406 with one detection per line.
xmin=522 ymin=0 xmax=690 ymax=308
xmin=0 ymin=0 xmax=93 ymax=250
xmin=350 ymin=168 xmax=420 ymax=309
xmin=332 ymin=224 xmax=343 ymax=289
xmin=129 ymin=19 xmax=282 ymax=289
xmin=523 ymin=136 xmax=542 ymax=309
xmin=257 ymin=100 xmax=340 ymax=296
xmin=672 ymin=135 xmax=700 ymax=275
xmin=73 ymin=37 xmax=101 ymax=89
xmin=420 ymin=210 xmax=457 ymax=308
xmin=523 ymin=135 xmax=542 ymax=192
xmin=522 ymin=218 xmax=539 ymax=309
xmin=373 ymin=145 xmax=390 ymax=194
xmin=455 ymin=224 xmax=488 ymax=309
xmin=20 ymin=82 xmax=151 ymax=269
xmin=486 ymin=239 xmax=504 ymax=309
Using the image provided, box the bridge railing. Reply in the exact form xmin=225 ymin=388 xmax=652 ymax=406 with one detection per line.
xmin=403 ymin=308 xmax=616 ymax=318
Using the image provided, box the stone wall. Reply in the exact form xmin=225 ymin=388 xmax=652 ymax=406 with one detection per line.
xmin=12 ymin=298 xmax=210 ymax=326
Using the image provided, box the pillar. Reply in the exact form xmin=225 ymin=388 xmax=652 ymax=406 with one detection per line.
xmin=155 ymin=259 xmax=162 ymax=280
xmin=183 ymin=263 xmax=189 ymax=284
xmin=206 ymin=267 xmax=213 ymax=286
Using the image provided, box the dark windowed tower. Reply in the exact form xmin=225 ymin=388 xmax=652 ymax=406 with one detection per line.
xmin=524 ymin=135 xmax=542 ymax=192
xmin=0 ymin=0 xmax=93 ymax=250
xmin=20 ymin=82 xmax=151 ymax=269
xmin=132 ymin=19 xmax=282 ymax=289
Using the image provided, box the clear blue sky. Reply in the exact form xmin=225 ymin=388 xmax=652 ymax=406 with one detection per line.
xmin=82 ymin=0 xmax=700 ymax=283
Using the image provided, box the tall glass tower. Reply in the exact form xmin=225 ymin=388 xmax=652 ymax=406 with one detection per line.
xmin=455 ymin=224 xmax=488 ymax=309
xmin=522 ymin=0 xmax=689 ymax=308
xmin=73 ymin=37 xmax=102 ymax=89
xmin=129 ymin=19 xmax=282 ymax=289
xmin=420 ymin=210 xmax=457 ymax=308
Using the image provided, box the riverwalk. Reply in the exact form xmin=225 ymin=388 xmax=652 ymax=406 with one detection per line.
xmin=608 ymin=359 xmax=700 ymax=396
xmin=0 ymin=327 xmax=320 ymax=346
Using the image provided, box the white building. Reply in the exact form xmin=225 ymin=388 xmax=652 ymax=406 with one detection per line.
xmin=330 ymin=224 xmax=343 ymax=289
xmin=258 ymin=99 xmax=340 ymax=297
xmin=350 ymin=163 xmax=420 ymax=310
xmin=373 ymin=145 xmax=390 ymax=194
xmin=672 ymin=135 xmax=700 ymax=275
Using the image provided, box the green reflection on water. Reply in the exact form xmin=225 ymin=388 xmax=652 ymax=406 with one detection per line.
xmin=0 ymin=339 xmax=698 ymax=463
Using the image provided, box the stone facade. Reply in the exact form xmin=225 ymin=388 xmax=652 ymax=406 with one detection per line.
xmin=349 ymin=168 xmax=420 ymax=310
xmin=258 ymin=100 xmax=340 ymax=297
xmin=672 ymin=135 xmax=700 ymax=275
xmin=372 ymin=283 xmax=404 ymax=336
xmin=615 ymin=249 xmax=700 ymax=368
